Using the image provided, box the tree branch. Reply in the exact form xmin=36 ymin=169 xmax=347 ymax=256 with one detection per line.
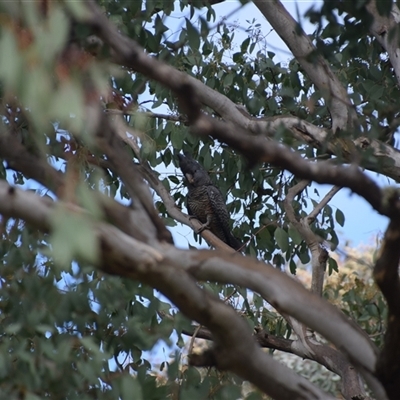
xmin=365 ymin=1 xmax=400 ymax=87
xmin=0 ymin=180 xmax=339 ymax=400
xmin=103 ymin=112 xmax=237 ymax=252
xmin=282 ymin=180 xmax=369 ymax=399
xmin=94 ymin=114 xmax=173 ymax=244
xmin=0 ymin=181 xmax=381 ymax=390
xmin=81 ymin=0 xmax=400 ymax=184
xmin=374 ymin=206 xmax=400 ymax=398
xmin=185 ymin=113 xmax=400 ymax=222
xmin=182 ymin=324 xmax=371 ymax=400
xmin=0 ymin=177 xmax=386 ymax=397
xmin=0 ymin=131 xmax=64 ymax=195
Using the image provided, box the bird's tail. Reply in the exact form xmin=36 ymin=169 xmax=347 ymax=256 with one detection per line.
xmin=228 ymin=234 xmax=243 ymax=252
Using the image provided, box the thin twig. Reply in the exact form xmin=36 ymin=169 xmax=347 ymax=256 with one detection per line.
xmin=308 ymin=185 xmax=342 ymax=222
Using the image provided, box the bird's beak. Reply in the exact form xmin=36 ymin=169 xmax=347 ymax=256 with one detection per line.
xmin=185 ymin=173 xmax=194 ymax=183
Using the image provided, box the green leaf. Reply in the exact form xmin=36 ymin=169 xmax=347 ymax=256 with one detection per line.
xmin=223 ymin=73 xmax=234 ymax=87
xmin=298 ymin=249 xmax=310 ymax=264
xmin=289 ymin=258 xmax=297 ymax=274
xmin=324 ymin=204 xmax=332 ymax=217
xmin=328 ymin=257 xmax=339 ymax=275
xmin=4 ymin=323 xmax=22 ymax=335
xmin=274 ymin=227 xmax=289 ymax=252
xmin=154 ymin=15 xmax=169 ymax=36
xmin=146 ymin=30 xmax=159 ymax=52
xmin=186 ymin=19 xmax=200 ymax=50
xmin=253 ymin=292 xmax=263 ymax=309
xmin=171 ymin=130 xmax=184 ymax=150
xmin=288 ymin=226 xmax=303 ymax=245
xmin=51 ymin=82 xmax=85 ymax=132
xmin=335 ymin=208 xmax=345 ymax=227
xmin=25 ymin=394 xmax=42 ymax=400
xmin=49 ymin=207 xmax=99 ymax=267
xmin=43 ymin=6 xmax=69 ymax=61
xmin=247 ymin=96 xmax=262 ymax=114
xmin=121 ymin=376 xmax=143 ymax=400
xmin=185 ymin=366 xmax=201 ymax=385
xmin=0 ymin=30 xmax=22 ymax=91
xmin=168 ymin=175 xmax=180 ymax=184
xmin=370 ymin=85 xmax=384 ymax=100
xmin=241 ymin=37 xmax=250 ymax=53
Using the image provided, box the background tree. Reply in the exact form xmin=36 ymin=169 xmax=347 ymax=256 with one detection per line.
xmin=0 ymin=0 xmax=400 ymax=399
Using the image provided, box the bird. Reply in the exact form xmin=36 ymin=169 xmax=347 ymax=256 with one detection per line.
xmin=177 ymin=152 xmax=242 ymax=251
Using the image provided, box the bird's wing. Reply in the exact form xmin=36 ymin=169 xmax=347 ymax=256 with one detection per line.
xmin=206 ymin=185 xmax=232 ymax=240
xmin=206 ymin=185 xmax=242 ymax=250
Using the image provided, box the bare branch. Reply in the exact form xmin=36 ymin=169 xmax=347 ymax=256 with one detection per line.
xmin=308 ymin=185 xmax=342 ymax=222
xmin=286 ymin=183 xmax=341 ymax=296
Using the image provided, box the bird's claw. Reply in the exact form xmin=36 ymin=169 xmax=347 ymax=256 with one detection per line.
xmin=196 ymin=224 xmax=207 ymax=234
xmin=188 ymin=215 xmax=209 ymax=234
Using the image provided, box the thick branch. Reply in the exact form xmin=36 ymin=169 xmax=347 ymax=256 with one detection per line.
xmin=82 ymin=0 xmax=400 ymax=184
xmin=181 ymin=325 xmax=293 ymax=352
xmin=188 ymin=114 xmax=396 ymax=217
xmin=374 ymin=210 xmax=400 ymax=399
xmin=0 ymin=132 xmax=64 ymax=194
xmin=0 ymin=181 xmax=337 ymax=400
xmin=151 ymin=267 xmax=336 ymax=400
xmin=0 ymin=179 xmax=387 ymax=397
xmin=182 ymin=325 xmax=370 ymax=400
xmin=94 ymin=115 xmax=173 ymax=244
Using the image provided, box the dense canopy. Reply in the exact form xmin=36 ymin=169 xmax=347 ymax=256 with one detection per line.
xmin=1 ymin=1 xmax=400 ymax=399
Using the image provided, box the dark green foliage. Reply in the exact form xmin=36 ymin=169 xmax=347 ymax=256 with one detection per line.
xmin=0 ymin=0 xmax=391 ymax=398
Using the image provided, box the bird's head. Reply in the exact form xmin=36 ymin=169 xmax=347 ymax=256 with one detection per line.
xmin=188 ymin=169 xmax=212 ymax=187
